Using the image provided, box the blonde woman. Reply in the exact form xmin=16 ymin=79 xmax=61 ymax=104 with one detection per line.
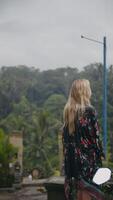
xmin=62 ymin=79 xmax=105 ymax=200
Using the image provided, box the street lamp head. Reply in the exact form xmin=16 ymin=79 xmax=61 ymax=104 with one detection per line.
xmin=81 ymin=35 xmax=84 ymax=38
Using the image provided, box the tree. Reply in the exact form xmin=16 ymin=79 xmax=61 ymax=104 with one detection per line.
xmin=0 ymin=129 xmax=17 ymax=187
xmin=24 ymin=110 xmax=60 ymax=177
xmin=44 ymin=94 xmax=66 ymax=120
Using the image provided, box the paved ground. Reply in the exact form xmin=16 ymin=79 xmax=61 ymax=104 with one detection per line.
xmin=0 ymin=186 xmax=47 ymax=200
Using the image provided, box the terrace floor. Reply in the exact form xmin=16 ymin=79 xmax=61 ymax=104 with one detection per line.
xmin=0 ymin=186 xmax=47 ymax=200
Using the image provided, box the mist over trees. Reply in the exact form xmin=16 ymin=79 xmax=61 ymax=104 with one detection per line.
xmin=0 ymin=63 xmax=113 ymax=176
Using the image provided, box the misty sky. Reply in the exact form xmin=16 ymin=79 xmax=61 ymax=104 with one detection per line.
xmin=0 ymin=0 xmax=112 ymax=70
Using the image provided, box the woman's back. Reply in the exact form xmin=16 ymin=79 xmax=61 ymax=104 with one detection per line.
xmin=63 ymin=80 xmax=104 ymax=200
xmin=63 ymin=105 xmax=104 ymax=200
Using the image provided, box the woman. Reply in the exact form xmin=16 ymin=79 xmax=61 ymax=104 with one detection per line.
xmin=62 ymin=79 xmax=105 ymax=200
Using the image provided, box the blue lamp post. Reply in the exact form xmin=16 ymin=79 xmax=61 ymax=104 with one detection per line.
xmin=103 ymin=36 xmax=107 ymax=158
xmin=81 ymin=35 xmax=107 ymax=158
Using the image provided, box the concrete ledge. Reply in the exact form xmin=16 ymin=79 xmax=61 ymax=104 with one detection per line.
xmin=0 ymin=187 xmax=15 ymax=192
xmin=44 ymin=176 xmax=65 ymax=200
xmin=22 ymin=178 xmax=47 ymax=187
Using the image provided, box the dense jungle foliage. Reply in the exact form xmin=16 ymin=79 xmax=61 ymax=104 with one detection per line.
xmin=0 ymin=63 xmax=113 ymax=177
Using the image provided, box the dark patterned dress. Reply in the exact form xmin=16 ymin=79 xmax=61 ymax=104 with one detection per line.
xmin=62 ymin=106 xmax=105 ymax=200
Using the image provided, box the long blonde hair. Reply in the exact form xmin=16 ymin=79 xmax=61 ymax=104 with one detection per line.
xmin=63 ymin=79 xmax=92 ymax=135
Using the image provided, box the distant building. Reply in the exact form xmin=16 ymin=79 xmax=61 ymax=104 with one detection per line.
xmin=9 ymin=131 xmax=23 ymax=172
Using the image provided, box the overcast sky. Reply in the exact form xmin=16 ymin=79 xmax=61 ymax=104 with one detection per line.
xmin=0 ymin=0 xmax=112 ymax=71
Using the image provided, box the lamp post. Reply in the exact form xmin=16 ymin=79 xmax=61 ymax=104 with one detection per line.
xmin=81 ymin=35 xmax=107 ymax=158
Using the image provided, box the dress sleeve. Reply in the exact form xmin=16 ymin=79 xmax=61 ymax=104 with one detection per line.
xmin=88 ymin=107 xmax=105 ymax=159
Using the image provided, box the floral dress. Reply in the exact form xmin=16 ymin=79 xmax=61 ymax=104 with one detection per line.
xmin=62 ymin=106 xmax=105 ymax=200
